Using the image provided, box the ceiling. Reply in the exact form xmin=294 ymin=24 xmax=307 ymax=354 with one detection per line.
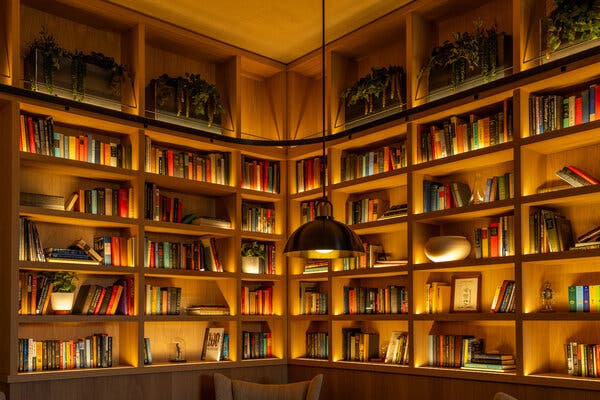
xmin=107 ymin=0 xmax=412 ymax=63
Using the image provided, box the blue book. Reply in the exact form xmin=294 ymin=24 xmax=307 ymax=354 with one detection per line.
xmin=576 ymin=285 xmax=584 ymax=312
xmin=590 ymin=84 xmax=596 ymax=120
xmin=90 ymin=189 xmax=98 ymax=214
xmin=582 ymin=89 xmax=590 ymax=123
xmin=583 ymin=285 xmax=590 ymax=312
xmin=87 ymin=134 xmax=93 ymax=162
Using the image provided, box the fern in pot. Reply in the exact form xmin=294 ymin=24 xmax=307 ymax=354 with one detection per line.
xmin=49 ymin=271 xmax=78 ymax=314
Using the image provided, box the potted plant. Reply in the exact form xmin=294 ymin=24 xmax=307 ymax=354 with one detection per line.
xmin=241 ymin=241 xmax=266 ymax=274
xmin=146 ymin=73 xmax=224 ymax=128
xmin=70 ymin=51 xmax=130 ymax=102
xmin=340 ymin=65 xmax=405 ymax=124
xmin=49 ymin=271 xmax=78 ymax=314
xmin=418 ymin=21 xmax=511 ymax=92
xmin=24 ymin=27 xmax=67 ymax=94
xmin=544 ymin=0 xmax=600 ymax=58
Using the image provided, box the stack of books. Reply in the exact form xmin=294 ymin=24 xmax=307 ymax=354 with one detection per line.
xmin=461 ymin=353 xmax=516 ymax=372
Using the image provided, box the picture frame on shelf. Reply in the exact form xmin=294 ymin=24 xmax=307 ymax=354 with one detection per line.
xmin=450 ymin=273 xmax=481 ymax=312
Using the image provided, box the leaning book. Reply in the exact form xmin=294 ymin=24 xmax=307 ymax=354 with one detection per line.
xmin=202 ymin=327 xmax=225 ymax=361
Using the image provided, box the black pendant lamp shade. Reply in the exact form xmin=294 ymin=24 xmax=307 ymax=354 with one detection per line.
xmin=284 ymin=199 xmax=364 ymax=259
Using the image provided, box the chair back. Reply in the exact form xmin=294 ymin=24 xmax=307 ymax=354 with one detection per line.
xmin=214 ymin=373 xmax=323 ymax=400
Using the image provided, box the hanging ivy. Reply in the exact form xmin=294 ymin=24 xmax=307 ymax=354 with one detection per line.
xmin=341 ymin=65 xmax=405 ymax=116
xmin=545 ymin=0 xmax=600 ymax=58
xmin=25 ymin=27 xmax=67 ymax=93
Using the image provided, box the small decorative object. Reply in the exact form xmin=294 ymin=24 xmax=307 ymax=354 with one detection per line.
xmin=241 ymin=241 xmax=266 ymax=274
xmin=541 ymin=281 xmax=555 ymax=312
xmin=424 ymin=236 xmax=471 ymax=262
xmin=451 ymin=273 xmax=481 ymax=312
xmin=49 ymin=271 xmax=78 ymax=314
xmin=544 ymin=0 xmax=600 ymax=58
xmin=169 ymin=337 xmax=186 ymax=362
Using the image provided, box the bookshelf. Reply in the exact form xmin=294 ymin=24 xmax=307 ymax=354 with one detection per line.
xmin=4 ymin=0 xmax=600 ymax=399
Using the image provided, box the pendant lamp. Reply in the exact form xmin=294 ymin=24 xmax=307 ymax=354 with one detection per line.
xmin=284 ymin=0 xmax=364 ymax=259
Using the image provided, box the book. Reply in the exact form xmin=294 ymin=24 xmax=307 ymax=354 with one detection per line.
xmin=72 ymin=239 xmax=103 ymax=263
xmin=144 ymin=338 xmax=152 ymax=365
xmin=202 ymin=327 xmax=225 ymax=361
xmin=461 ymin=362 xmax=516 ymax=371
xmin=20 ymin=192 xmax=64 ymax=210
xmin=186 ymin=305 xmax=230 ymax=315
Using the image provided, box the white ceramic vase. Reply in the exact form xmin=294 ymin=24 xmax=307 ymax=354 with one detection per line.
xmin=241 ymin=256 xmax=260 ymax=274
xmin=50 ymin=292 xmax=75 ymax=314
xmin=424 ymin=236 xmax=471 ymax=262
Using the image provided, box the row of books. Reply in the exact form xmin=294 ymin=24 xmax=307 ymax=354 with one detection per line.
xmin=384 ymin=331 xmax=409 ymax=365
xmin=296 ymin=156 xmax=323 ymax=193
xmin=342 ymin=243 xmax=384 ymax=270
xmin=343 ymin=285 xmax=408 ymax=315
xmin=145 ymin=285 xmax=182 ymax=315
xmin=201 ymin=327 xmax=229 ymax=361
xmin=72 ymin=282 xmax=129 ymax=315
xmin=340 ymin=141 xmax=407 ymax=182
xmin=529 ymin=208 xmax=573 ymax=253
xmin=93 ymin=236 xmax=136 ymax=267
xmin=144 ymin=136 xmax=230 ymax=185
xmin=305 ymin=332 xmax=328 ymax=359
xmin=568 ymin=285 xmax=600 ymax=312
xmin=144 ymin=237 xmax=223 ymax=271
xmin=474 ymin=215 xmax=515 ymax=258
xmin=303 ymin=260 xmax=329 ymax=274
xmin=20 ymin=113 xmax=131 ymax=169
xmin=423 ymin=180 xmax=471 ymax=212
xmin=341 ymin=328 xmax=379 ymax=362
xmin=427 ymin=335 xmax=484 ymax=368
xmin=242 ymin=331 xmax=273 ymax=359
xmin=555 ymin=165 xmax=599 ymax=188
xmin=299 ymin=282 xmax=328 ymax=315
xmin=18 ymin=272 xmax=53 ymax=315
xmin=242 ymin=202 xmax=275 ymax=234
xmin=19 ymin=218 xmax=45 ymax=262
xmin=566 ymin=342 xmax=600 ymax=377
xmin=490 ymin=280 xmax=516 ymax=313
xmin=65 ymin=187 xmax=133 ymax=218
xmin=417 ymin=100 xmax=513 ymax=162
xmin=17 ymin=334 xmax=113 ymax=372
xmin=299 ymin=200 xmax=318 ymax=224
xmin=346 ymin=197 xmax=389 ymax=224
xmin=241 ymin=285 xmax=273 ymax=315
xmin=240 ymin=155 xmax=280 ymax=193
xmin=144 ymin=183 xmax=183 ymax=223
xmin=529 ymin=83 xmax=600 ymax=135
xmin=424 ymin=282 xmax=450 ymax=314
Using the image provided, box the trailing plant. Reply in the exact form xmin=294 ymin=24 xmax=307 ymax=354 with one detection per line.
xmin=70 ymin=51 xmax=87 ymax=102
xmin=340 ymin=65 xmax=405 ymax=116
xmin=49 ymin=271 xmax=78 ymax=293
xmin=25 ymin=27 xmax=67 ymax=93
xmin=418 ymin=21 xmax=499 ymax=89
xmin=241 ymin=241 xmax=266 ymax=260
xmin=544 ymin=0 xmax=600 ymax=58
xmin=150 ymin=73 xmax=224 ymax=126
xmin=70 ymin=51 xmax=130 ymax=101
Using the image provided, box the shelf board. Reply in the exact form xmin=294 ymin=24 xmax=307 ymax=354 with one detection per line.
xmin=333 ymin=360 xmax=409 ymax=373
xmin=288 ymin=358 xmax=330 ymax=367
xmin=240 ymin=188 xmax=282 ymax=201
xmin=523 ymin=312 xmax=600 ymax=321
xmin=144 ymin=220 xmax=234 ymax=237
xmin=143 ymin=314 xmax=235 ymax=322
xmin=143 ymin=172 xmax=236 ymax=196
xmin=331 ymin=266 xmax=409 ymax=278
xmin=289 ymin=273 xmax=328 ymax=281
xmin=331 ymin=314 xmax=409 ymax=321
xmin=331 ymin=168 xmax=408 ymax=193
xmin=412 ymin=312 xmax=515 ymax=321
xmin=522 ymin=249 xmax=600 ymax=264
xmin=18 ymin=261 xmax=135 ymax=274
xmin=142 ymin=360 xmax=235 ymax=371
xmin=521 ymin=185 xmax=600 ymax=207
xmin=240 ymin=231 xmax=283 ymax=241
xmin=240 ymin=272 xmax=283 ymax=281
xmin=413 ymin=142 xmax=514 ymax=173
xmin=413 ymin=257 xmax=515 ymax=271
xmin=288 ymin=314 xmax=329 ymax=321
xmin=414 ymin=366 xmax=518 ymax=381
xmin=17 ymin=314 xmax=136 ymax=323
xmin=351 ymin=217 xmax=408 ymax=235
xmin=240 ymin=315 xmax=285 ymax=321
xmin=520 ymin=119 xmax=600 ymax=154
xmin=20 ymin=206 xmax=136 ymax=228
xmin=144 ymin=268 xmax=236 ymax=279
xmin=239 ymin=357 xmax=286 ymax=366
xmin=20 ymin=152 xmax=138 ymax=180
xmin=8 ymin=365 xmax=137 ymax=382
xmin=525 ymin=372 xmax=600 ymax=390
xmin=289 ymin=187 xmax=324 ymax=201
xmin=413 ymin=198 xmax=514 ymax=223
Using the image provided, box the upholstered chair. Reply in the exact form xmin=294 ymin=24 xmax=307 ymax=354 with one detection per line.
xmin=213 ymin=373 xmax=323 ymax=400
xmin=493 ymin=392 xmax=519 ymax=400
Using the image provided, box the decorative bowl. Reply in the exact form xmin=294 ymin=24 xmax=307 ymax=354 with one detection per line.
xmin=424 ymin=236 xmax=471 ymax=262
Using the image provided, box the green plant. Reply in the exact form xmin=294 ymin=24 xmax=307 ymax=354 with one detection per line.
xmin=418 ymin=21 xmax=498 ymax=89
xmin=50 ymin=271 xmax=78 ymax=293
xmin=241 ymin=241 xmax=266 ymax=260
xmin=25 ymin=27 xmax=67 ymax=93
xmin=70 ymin=51 xmax=130 ymax=101
xmin=545 ymin=0 xmax=600 ymax=58
xmin=150 ymin=73 xmax=224 ymax=126
xmin=341 ymin=65 xmax=405 ymax=116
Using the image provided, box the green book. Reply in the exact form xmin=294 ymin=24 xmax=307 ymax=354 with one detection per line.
xmin=462 ymin=362 xmax=516 ymax=370
xmin=568 ymin=286 xmax=576 ymax=312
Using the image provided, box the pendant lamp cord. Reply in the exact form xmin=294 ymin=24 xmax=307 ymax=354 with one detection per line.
xmin=320 ymin=0 xmax=327 ymax=200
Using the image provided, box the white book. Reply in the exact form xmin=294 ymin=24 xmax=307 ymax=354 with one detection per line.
xmin=203 ymin=327 xmax=225 ymax=361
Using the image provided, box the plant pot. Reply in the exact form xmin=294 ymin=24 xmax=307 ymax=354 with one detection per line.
xmin=50 ymin=292 xmax=75 ymax=314
xmin=24 ymin=49 xmax=123 ymax=105
xmin=241 ymin=256 xmax=261 ymax=274
xmin=343 ymin=90 xmax=404 ymax=128
xmin=426 ymin=33 xmax=513 ymax=94
xmin=424 ymin=236 xmax=471 ymax=263
xmin=145 ymin=81 xmax=222 ymax=133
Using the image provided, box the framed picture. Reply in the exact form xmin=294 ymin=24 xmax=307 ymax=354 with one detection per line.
xmin=450 ymin=273 xmax=481 ymax=312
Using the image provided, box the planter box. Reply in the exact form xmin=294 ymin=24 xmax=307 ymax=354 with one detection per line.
xmin=24 ymin=50 xmax=125 ymax=110
xmin=427 ymin=33 xmax=513 ymax=94
xmin=146 ymin=81 xmax=222 ymax=134
xmin=540 ymin=19 xmax=600 ymax=63
xmin=343 ymin=91 xmax=405 ymax=130
xmin=241 ymin=256 xmax=261 ymax=274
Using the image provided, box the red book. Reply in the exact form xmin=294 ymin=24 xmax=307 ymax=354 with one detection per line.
xmin=444 ymin=182 xmax=454 ymax=209
xmin=106 ymin=285 xmax=123 ymax=315
xmin=92 ymin=287 xmax=107 ymax=314
xmin=82 ymin=135 xmax=89 ymax=162
xmin=110 ymin=236 xmax=120 ymax=266
xmin=167 ymin=149 xmax=174 ymax=176
xmin=596 ymin=85 xmax=600 ymax=122
xmin=567 ymin=165 xmax=599 ymax=185
xmin=489 ymin=222 xmax=499 ymax=257
xmin=118 ymin=188 xmax=128 ymax=218
xmin=575 ymin=96 xmax=583 ymax=125
xmin=27 ymin=116 xmax=37 ymax=154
